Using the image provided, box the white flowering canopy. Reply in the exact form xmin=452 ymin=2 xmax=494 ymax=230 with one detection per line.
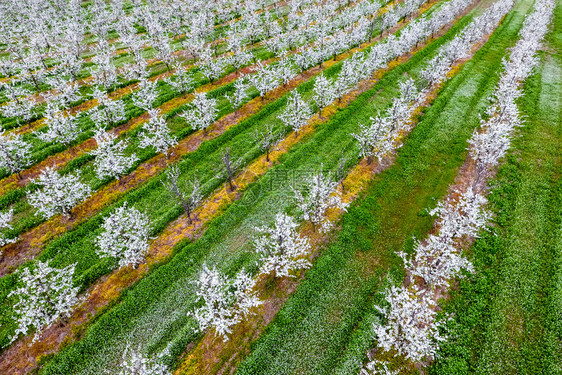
xmin=0 ymin=209 xmax=16 ymax=248
xmin=36 ymin=111 xmax=80 ymax=146
xmin=360 ymin=359 xmax=399 ymax=375
xmin=277 ymin=91 xmax=312 ymax=134
xmin=253 ymin=213 xmax=311 ymax=278
xmin=138 ymin=109 xmax=177 ymax=156
xmin=0 ymin=130 xmax=33 ymax=175
xmin=292 ymin=170 xmax=349 ymax=232
xmin=91 ymin=128 xmax=138 ymax=180
xmin=190 ymin=265 xmax=261 ymax=341
xmin=373 ymin=285 xmax=447 ymax=362
xmin=166 ymin=64 xmax=194 ymax=95
xmin=180 ymin=91 xmax=218 ymax=132
xmin=132 ymin=79 xmax=160 ymax=111
xmin=312 ymin=73 xmax=337 ymax=111
xmin=95 ymin=202 xmax=151 ymax=269
xmin=9 ymin=261 xmax=80 ymax=343
xmin=28 ymin=167 xmax=91 ymax=219
xmin=90 ymin=88 xmax=127 ymax=127
xmin=118 ymin=344 xmax=170 ymax=375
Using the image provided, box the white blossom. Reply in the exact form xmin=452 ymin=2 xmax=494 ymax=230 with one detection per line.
xmin=0 ymin=209 xmax=16 ymax=248
xmin=253 ymin=213 xmax=311 ymax=278
xmin=132 ymin=79 xmax=159 ymax=111
xmin=9 ymin=261 xmax=80 ymax=343
xmin=95 ymin=202 xmax=151 ymax=269
xmin=0 ymin=130 xmax=33 ymax=176
xmin=361 ymin=359 xmax=399 ymax=375
xmin=91 ymin=128 xmax=138 ymax=180
xmin=277 ymin=91 xmax=312 ymax=135
xmin=166 ymin=64 xmax=194 ymax=95
xmin=90 ymin=89 xmax=127 ymax=128
xmin=190 ymin=265 xmax=261 ymax=341
xmin=180 ymin=91 xmax=218 ymax=133
xmin=292 ymin=170 xmax=348 ymax=232
xmin=312 ymin=73 xmax=337 ymax=116
xmin=28 ymin=167 xmax=91 ymax=219
xmin=228 ymin=77 xmax=250 ymax=109
xmin=139 ymin=109 xmax=177 ymax=157
xmin=118 ymin=344 xmax=170 ymax=375
xmin=36 ymin=111 xmax=80 ymax=146
xmin=373 ymin=285 xmax=447 ymax=362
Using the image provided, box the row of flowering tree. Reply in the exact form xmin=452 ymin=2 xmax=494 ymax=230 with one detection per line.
xmin=360 ymin=0 xmax=554 ymax=371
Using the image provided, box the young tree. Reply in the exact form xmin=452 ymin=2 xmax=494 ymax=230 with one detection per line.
xmin=162 ymin=166 xmax=202 ymax=224
xmin=335 ymin=152 xmax=349 ymax=192
xmin=190 ymin=265 xmax=261 ymax=341
xmin=352 ymin=115 xmax=393 ymax=164
xmin=119 ymin=344 xmax=170 ymax=375
xmin=95 ymin=202 xmax=151 ymax=269
xmin=227 ymin=47 xmax=252 ymax=77
xmin=313 ymin=73 xmax=337 ymax=118
xmin=35 ymin=111 xmax=80 ymax=147
xmin=46 ymin=77 xmax=82 ymax=109
xmin=0 ymin=130 xmax=33 ymax=178
xmin=132 ymin=79 xmax=160 ymax=111
xmin=90 ymin=42 xmax=118 ymax=89
xmin=180 ymin=91 xmax=218 ymax=133
xmin=90 ymin=89 xmax=127 ymax=128
xmin=277 ymin=59 xmax=296 ymax=87
xmin=0 ymin=85 xmax=37 ymax=127
xmin=0 ymin=209 xmax=16 ymax=248
xmin=253 ymin=213 xmax=311 ymax=278
xmin=292 ymin=170 xmax=349 ymax=232
xmin=228 ymin=77 xmax=250 ymax=110
xmin=430 ymin=187 xmax=491 ymax=240
xmin=166 ymin=64 xmax=194 ymax=95
xmin=373 ymin=284 xmax=447 ymax=362
xmin=199 ymin=50 xmax=226 ymax=83
xmin=294 ymin=50 xmax=312 ymax=75
xmin=248 ymin=62 xmax=279 ymax=99
xmin=9 ymin=261 xmax=80 ymax=343
xmin=254 ymin=123 xmax=282 ymax=162
xmin=216 ymin=147 xmax=239 ymax=191
xmin=399 ymin=188 xmax=489 ymax=287
xmin=277 ymin=91 xmax=312 ymax=136
xmin=91 ymin=128 xmax=138 ymax=180
xmin=336 ymin=56 xmax=363 ymax=98
xmin=153 ymin=39 xmax=175 ymax=72
xmin=138 ymin=109 xmax=177 ymax=159
xmin=28 ymin=167 xmax=91 ymax=219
